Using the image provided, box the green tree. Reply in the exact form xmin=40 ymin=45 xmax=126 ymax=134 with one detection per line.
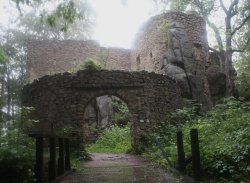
xmin=235 ymin=49 xmax=250 ymax=99
xmin=0 ymin=48 xmax=8 ymax=120
xmin=0 ymin=0 xmax=94 ymax=120
xmin=12 ymin=0 xmax=92 ymax=32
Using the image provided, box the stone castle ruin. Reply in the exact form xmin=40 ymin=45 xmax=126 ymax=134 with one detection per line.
xmin=23 ymin=12 xmax=226 ymax=148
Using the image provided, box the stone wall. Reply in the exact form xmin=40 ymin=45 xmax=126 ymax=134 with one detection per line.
xmin=27 ymin=12 xmax=209 ymax=81
xmin=130 ymin=12 xmax=213 ymax=109
xmin=27 ymin=40 xmax=131 ymax=82
xmin=24 ymin=12 xmax=227 ymax=143
xmin=131 ymin=11 xmax=209 ymax=73
xmin=25 ymin=11 xmax=223 ymax=114
xmin=22 ymin=70 xmax=183 ymax=150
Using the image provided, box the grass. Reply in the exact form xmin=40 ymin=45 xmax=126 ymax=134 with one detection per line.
xmin=86 ymin=125 xmax=131 ymax=153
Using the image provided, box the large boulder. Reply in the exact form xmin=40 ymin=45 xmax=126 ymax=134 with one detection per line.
xmin=161 ymin=22 xmax=212 ymax=109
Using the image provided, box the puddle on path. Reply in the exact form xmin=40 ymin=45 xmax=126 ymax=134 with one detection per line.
xmin=60 ymin=153 xmax=185 ymax=183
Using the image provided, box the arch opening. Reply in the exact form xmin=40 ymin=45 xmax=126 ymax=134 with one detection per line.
xmin=82 ymin=95 xmax=132 ymax=153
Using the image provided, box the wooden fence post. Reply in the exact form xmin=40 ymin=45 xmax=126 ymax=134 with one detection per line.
xmin=65 ymin=138 xmax=71 ymax=171
xmin=177 ymin=131 xmax=186 ymax=173
xmin=49 ymin=137 xmax=56 ymax=181
xmin=58 ymin=138 xmax=65 ymax=175
xmin=35 ymin=137 xmax=43 ymax=183
xmin=190 ymin=129 xmax=202 ymax=181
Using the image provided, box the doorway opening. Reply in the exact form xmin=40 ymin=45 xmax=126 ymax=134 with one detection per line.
xmin=83 ymin=95 xmax=132 ymax=153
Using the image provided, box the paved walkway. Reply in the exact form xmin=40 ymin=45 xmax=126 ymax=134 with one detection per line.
xmin=60 ymin=153 xmax=186 ymax=183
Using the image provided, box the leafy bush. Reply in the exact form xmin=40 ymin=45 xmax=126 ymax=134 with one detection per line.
xmin=80 ymin=58 xmax=102 ymax=70
xmin=235 ymin=51 xmax=250 ymax=99
xmin=86 ymin=125 xmax=131 ymax=153
xmin=111 ymin=99 xmax=130 ymax=126
xmin=144 ymin=97 xmax=250 ymax=181
xmin=0 ymin=107 xmax=36 ymax=183
xmin=0 ymin=151 xmax=35 ymax=183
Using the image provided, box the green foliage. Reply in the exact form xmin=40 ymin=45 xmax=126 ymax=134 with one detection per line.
xmin=112 ymin=99 xmax=130 ymax=126
xmin=87 ymin=125 xmax=131 ymax=153
xmin=13 ymin=0 xmax=41 ymax=12
xmin=0 ymin=48 xmax=8 ymax=64
xmin=14 ymin=0 xmax=86 ymax=32
xmin=235 ymin=52 xmax=250 ymax=99
xmin=144 ymin=97 xmax=250 ymax=181
xmin=80 ymin=58 xmax=102 ymax=71
xmin=0 ymin=107 xmax=36 ymax=183
xmin=165 ymin=105 xmax=200 ymax=125
xmin=70 ymin=148 xmax=91 ymax=171
xmin=170 ymin=0 xmax=193 ymax=12
xmin=69 ymin=55 xmax=110 ymax=73
xmin=57 ymin=124 xmax=79 ymax=137
xmin=57 ymin=125 xmax=91 ymax=163
xmin=46 ymin=0 xmax=82 ymax=32
xmin=191 ymin=98 xmax=250 ymax=181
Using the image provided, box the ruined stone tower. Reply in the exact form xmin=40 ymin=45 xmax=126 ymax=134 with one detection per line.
xmin=24 ymin=11 xmax=227 ymax=145
xmin=27 ymin=11 xmax=225 ymax=110
xmin=131 ymin=12 xmax=214 ymax=109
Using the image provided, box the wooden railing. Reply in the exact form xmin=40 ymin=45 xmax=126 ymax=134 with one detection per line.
xmin=176 ymin=129 xmax=202 ymax=181
xmin=29 ymin=134 xmax=71 ymax=183
xmin=156 ymin=128 xmax=202 ymax=181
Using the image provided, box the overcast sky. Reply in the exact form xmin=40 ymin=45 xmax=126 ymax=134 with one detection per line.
xmin=89 ymin=0 xmax=156 ymax=48
xmin=0 ymin=0 xmax=227 ymax=49
xmin=0 ymin=0 xmax=157 ymax=48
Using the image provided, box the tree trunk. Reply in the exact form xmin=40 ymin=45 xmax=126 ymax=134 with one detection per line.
xmin=6 ymin=67 xmax=11 ymax=119
xmin=224 ymin=51 xmax=236 ymax=96
xmin=224 ymin=12 xmax=236 ymax=96
xmin=0 ymin=64 xmax=6 ymax=120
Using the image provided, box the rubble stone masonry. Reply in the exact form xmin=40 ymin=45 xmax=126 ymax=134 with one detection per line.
xmin=27 ymin=12 xmax=209 ymax=81
xmin=27 ymin=40 xmax=131 ymax=81
xmin=22 ymin=70 xmax=183 ymax=149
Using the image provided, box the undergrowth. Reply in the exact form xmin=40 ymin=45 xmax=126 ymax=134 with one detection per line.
xmin=144 ymin=97 xmax=250 ymax=182
xmin=86 ymin=125 xmax=131 ymax=153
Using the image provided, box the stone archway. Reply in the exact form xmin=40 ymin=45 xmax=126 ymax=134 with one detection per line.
xmin=80 ymin=93 xmax=137 ymax=148
xmin=22 ymin=70 xmax=183 ymax=151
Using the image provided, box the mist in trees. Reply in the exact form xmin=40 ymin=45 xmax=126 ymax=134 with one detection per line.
xmin=0 ymin=2 xmax=95 ymax=181
xmin=0 ymin=0 xmax=94 ymax=121
xmin=0 ymin=0 xmax=250 ymax=181
xmin=0 ymin=0 xmax=249 ymax=143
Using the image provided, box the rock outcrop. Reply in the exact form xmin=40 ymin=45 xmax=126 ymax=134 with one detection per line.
xmin=160 ymin=22 xmax=212 ymax=109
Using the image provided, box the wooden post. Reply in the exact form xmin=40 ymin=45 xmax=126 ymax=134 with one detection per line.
xmin=49 ymin=137 xmax=56 ymax=181
xmin=65 ymin=138 xmax=71 ymax=171
xmin=190 ymin=129 xmax=202 ymax=181
xmin=35 ymin=137 xmax=43 ymax=183
xmin=58 ymin=138 xmax=65 ymax=175
xmin=177 ymin=131 xmax=186 ymax=173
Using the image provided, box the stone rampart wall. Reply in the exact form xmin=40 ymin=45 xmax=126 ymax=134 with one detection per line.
xmin=27 ymin=40 xmax=131 ymax=82
xmin=27 ymin=12 xmax=208 ymax=81
xmin=22 ymin=70 xmax=183 ymax=149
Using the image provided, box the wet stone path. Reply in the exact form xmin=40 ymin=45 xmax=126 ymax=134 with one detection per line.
xmin=60 ymin=153 xmax=185 ymax=183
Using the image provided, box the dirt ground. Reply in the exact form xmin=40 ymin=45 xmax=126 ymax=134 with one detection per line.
xmin=60 ymin=153 xmax=187 ymax=183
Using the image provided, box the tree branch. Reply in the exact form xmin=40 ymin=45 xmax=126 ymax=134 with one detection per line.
xmin=228 ymin=0 xmax=239 ymax=15
xmin=205 ymin=17 xmax=224 ymax=52
xmin=231 ymin=9 xmax=238 ymax=17
xmin=231 ymin=14 xmax=250 ymax=36
xmin=209 ymin=47 xmax=219 ymax=53
xmin=219 ymin=0 xmax=227 ymax=14
xmin=246 ymin=37 xmax=250 ymax=46
xmin=232 ymin=37 xmax=250 ymax=53
xmin=232 ymin=49 xmax=243 ymax=53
